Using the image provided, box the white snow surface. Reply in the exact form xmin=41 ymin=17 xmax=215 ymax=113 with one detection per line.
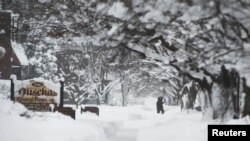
xmin=38 ymin=0 xmax=51 ymax=3
xmin=0 ymin=80 xmax=249 ymax=141
xmin=11 ymin=42 xmax=29 ymax=66
xmin=107 ymin=2 xmax=128 ymax=20
xmin=140 ymin=10 xmax=170 ymax=23
xmin=108 ymin=24 xmax=120 ymax=36
xmin=0 ymin=94 xmax=249 ymax=141
xmin=0 ymin=46 xmax=6 ymax=58
xmin=0 ymin=29 xmax=6 ymax=35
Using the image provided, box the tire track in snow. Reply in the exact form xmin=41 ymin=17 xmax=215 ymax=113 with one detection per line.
xmin=104 ymin=121 xmax=138 ymax=141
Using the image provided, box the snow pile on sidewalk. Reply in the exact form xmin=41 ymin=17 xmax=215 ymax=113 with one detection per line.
xmin=0 ymin=82 xmax=249 ymax=141
xmin=0 ymin=96 xmax=106 ymax=141
xmin=0 ymin=102 xmax=106 ymax=141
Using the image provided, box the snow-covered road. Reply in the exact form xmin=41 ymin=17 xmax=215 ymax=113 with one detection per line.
xmin=77 ymin=104 xmax=208 ymax=141
xmin=1 ymin=98 xmax=249 ymax=141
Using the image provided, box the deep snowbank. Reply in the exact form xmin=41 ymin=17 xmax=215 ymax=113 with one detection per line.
xmin=0 ymin=86 xmax=249 ymax=141
xmin=0 ymin=99 xmax=106 ymax=141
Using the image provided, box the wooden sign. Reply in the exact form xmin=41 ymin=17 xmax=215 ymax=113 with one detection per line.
xmin=15 ymin=80 xmax=60 ymax=111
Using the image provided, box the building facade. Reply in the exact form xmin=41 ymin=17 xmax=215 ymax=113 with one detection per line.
xmin=0 ymin=11 xmax=29 ymax=80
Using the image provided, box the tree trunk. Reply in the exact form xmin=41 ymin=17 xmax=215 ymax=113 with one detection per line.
xmin=105 ymin=92 xmax=109 ymax=105
xmin=121 ymin=82 xmax=129 ymax=107
xmin=242 ymin=78 xmax=250 ymax=117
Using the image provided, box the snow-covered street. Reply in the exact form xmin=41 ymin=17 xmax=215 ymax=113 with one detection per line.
xmin=1 ymin=96 xmax=250 ymax=141
xmin=83 ymin=105 xmax=208 ymax=141
xmin=0 ymin=98 xmax=211 ymax=141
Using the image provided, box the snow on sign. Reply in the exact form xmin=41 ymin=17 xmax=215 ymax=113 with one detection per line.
xmin=13 ymin=79 xmax=61 ymax=111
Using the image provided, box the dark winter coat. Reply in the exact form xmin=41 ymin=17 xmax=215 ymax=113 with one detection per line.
xmin=156 ymin=96 xmax=165 ymax=114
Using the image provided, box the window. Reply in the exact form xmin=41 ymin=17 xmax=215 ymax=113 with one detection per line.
xmin=12 ymin=67 xmax=20 ymax=74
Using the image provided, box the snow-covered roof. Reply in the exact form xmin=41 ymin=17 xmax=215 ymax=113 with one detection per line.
xmin=11 ymin=42 xmax=29 ymax=66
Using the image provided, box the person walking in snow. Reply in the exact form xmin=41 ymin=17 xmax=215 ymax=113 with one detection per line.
xmin=156 ymin=96 xmax=165 ymax=114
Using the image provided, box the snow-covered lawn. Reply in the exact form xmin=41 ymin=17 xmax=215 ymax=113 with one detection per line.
xmin=0 ymin=98 xmax=249 ymax=141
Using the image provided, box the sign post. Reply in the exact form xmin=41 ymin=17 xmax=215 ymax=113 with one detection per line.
xmin=10 ymin=78 xmax=14 ymax=101
xmin=59 ymin=80 xmax=64 ymax=108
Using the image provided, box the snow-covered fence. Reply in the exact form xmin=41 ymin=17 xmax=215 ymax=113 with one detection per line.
xmin=81 ymin=106 xmax=99 ymax=116
xmin=54 ymin=106 xmax=75 ymax=120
